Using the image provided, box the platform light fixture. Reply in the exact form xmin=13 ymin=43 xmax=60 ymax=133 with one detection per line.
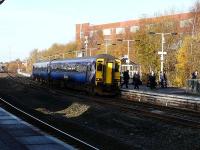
xmin=117 ymin=39 xmax=140 ymax=63
xmin=97 ymin=39 xmax=116 ymax=54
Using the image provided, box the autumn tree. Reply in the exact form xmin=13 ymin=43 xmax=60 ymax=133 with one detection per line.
xmin=26 ymin=49 xmax=38 ymax=72
xmin=174 ymin=0 xmax=200 ymax=86
xmin=88 ymin=30 xmax=105 ymax=56
xmin=175 ymin=36 xmax=192 ymax=86
xmin=132 ymin=12 xmax=180 ymax=84
xmin=191 ymin=0 xmax=200 ymax=36
xmin=6 ymin=59 xmax=24 ymax=73
xmin=175 ymin=34 xmax=200 ymax=86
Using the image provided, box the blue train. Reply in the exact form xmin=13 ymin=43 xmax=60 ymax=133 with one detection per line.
xmin=32 ymin=54 xmax=121 ymax=95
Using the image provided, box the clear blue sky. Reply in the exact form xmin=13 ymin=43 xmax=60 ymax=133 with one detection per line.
xmin=0 ymin=0 xmax=195 ymax=62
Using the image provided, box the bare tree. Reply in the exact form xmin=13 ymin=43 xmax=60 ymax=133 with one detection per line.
xmin=0 ymin=0 xmax=5 ymax=5
xmin=191 ymin=0 xmax=200 ymax=36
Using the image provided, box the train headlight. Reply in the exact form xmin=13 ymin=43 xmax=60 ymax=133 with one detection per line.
xmin=96 ymin=78 xmax=102 ymax=81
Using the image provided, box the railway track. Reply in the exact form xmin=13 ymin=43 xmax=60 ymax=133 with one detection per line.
xmin=0 ymin=73 xmax=100 ymax=150
xmin=69 ymin=93 xmax=200 ymax=129
xmin=4 ymin=73 xmax=134 ymax=149
xmin=12 ymin=74 xmax=200 ymax=129
xmin=0 ymin=95 xmax=99 ymax=150
xmin=106 ymin=101 xmax=200 ymax=128
xmin=1 ymin=72 xmax=200 ymax=150
xmin=8 ymin=73 xmax=200 ymax=129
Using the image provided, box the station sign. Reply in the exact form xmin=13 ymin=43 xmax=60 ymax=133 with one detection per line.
xmin=158 ymin=51 xmax=167 ymax=55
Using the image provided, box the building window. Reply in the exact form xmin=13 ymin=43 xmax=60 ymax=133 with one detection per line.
xmin=130 ymin=26 xmax=140 ymax=32
xmin=116 ymin=27 xmax=125 ymax=34
xmin=103 ymin=29 xmax=111 ymax=35
xmin=89 ymin=31 xmax=94 ymax=37
xmin=165 ymin=22 xmax=174 ymax=28
xmin=180 ymin=19 xmax=193 ymax=28
xmin=146 ymin=24 xmax=156 ymax=30
xmin=80 ymin=31 xmax=84 ymax=39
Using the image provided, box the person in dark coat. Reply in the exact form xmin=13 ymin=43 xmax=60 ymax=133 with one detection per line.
xmin=148 ymin=71 xmax=157 ymax=89
xmin=159 ymin=71 xmax=167 ymax=88
xmin=192 ymin=71 xmax=198 ymax=79
xmin=133 ymin=71 xmax=141 ymax=89
xmin=163 ymin=71 xmax=167 ymax=87
xmin=121 ymin=70 xmax=130 ymax=88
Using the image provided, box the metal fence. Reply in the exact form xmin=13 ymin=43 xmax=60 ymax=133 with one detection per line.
xmin=186 ymin=79 xmax=200 ymax=94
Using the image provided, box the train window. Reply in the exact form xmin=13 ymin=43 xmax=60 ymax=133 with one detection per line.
xmin=86 ymin=66 xmax=90 ymax=71
xmin=97 ymin=63 xmax=103 ymax=71
xmin=87 ymin=65 xmax=92 ymax=71
xmin=115 ymin=63 xmax=120 ymax=72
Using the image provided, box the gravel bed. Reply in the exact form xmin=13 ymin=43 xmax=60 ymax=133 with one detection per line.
xmin=0 ymin=74 xmax=200 ymax=150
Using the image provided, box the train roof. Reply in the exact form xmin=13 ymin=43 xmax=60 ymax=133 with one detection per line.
xmin=34 ymin=54 xmax=118 ymax=65
xmin=33 ymin=61 xmax=49 ymax=67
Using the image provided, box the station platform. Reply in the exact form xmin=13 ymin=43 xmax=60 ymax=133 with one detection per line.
xmin=0 ymin=107 xmax=75 ymax=150
xmin=121 ymin=84 xmax=200 ymax=112
xmin=121 ymin=84 xmax=199 ymax=97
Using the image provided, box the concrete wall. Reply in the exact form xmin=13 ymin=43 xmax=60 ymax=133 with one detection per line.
xmin=121 ymin=89 xmax=200 ymax=112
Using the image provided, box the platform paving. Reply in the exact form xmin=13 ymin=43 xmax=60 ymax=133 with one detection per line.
xmin=0 ymin=107 xmax=75 ymax=150
xmin=121 ymin=84 xmax=200 ymax=99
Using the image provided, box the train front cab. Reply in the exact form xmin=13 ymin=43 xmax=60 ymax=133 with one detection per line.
xmin=96 ymin=58 xmax=104 ymax=85
xmin=114 ymin=59 xmax=121 ymax=87
xmin=95 ymin=58 xmax=121 ymax=95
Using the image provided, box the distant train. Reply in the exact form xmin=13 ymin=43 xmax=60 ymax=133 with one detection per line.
xmin=32 ymin=54 xmax=121 ymax=95
xmin=0 ymin=65 xmax=5 ymax=73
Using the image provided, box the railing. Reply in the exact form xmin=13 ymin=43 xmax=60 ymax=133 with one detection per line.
xmin=186 ymin=79 xmax=200 ymax=94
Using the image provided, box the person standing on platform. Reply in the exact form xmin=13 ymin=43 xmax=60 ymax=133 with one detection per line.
xmin=121 ymin=70 xmax=130 ymax=88
xmin=159 ymin=71 xmax=167 ymax=88
xmin=163 ymin=71 xmax=167 ymax=88
xmin=192 ymin=71 xmax=198 ymax=79
xmin=133 ymin=70 xmax=141 ymax=89
xmin=148 ymin=71 xmax=157 ymax=89
xmin=191 ymin=71 xmax=198 ymax=91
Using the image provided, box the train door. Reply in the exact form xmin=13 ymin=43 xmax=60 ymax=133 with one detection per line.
xmin=95 ymin=59 xmax=104 ymax=85
xmin=114 ymin=59 xmax=121 ymax=86
xmin=105 ymin=62 xmax=113 ymax=84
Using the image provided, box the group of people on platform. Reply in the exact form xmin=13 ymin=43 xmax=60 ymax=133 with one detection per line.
xmin=121 ymin=70 xmax=167 ymax=89
xmin=121 ymin=70 xmax=199 ymax=89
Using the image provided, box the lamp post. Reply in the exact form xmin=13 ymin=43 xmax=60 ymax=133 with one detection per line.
xmin=104 ymin=39 xmax=113 ymax=54
xmin=117 ymin=39 xmax=140 ymax=63
xmin=149 ymin=32 xmax=177 ymax=72
xmin=88 ymin=48 xmax=98 ymax=56
xmin=117 ymin=39 xmax=140 ymax=77
xmin=84 ymin=36 xmax=88 ymax=56
xmin=97 ymin=39 xmax=116 ymax=54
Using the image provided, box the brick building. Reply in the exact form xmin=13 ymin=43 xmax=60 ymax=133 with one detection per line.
xmin=75 ymin=12 xmax=194 ymax=77
xmin=76 ymin=12 xmax=193 ymax=42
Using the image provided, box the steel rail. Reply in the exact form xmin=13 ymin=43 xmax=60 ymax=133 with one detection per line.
xmin=10 ymin=73 xmax=200 ymax=128
xmin=0 ymin=96 xmax=99 ymax=150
